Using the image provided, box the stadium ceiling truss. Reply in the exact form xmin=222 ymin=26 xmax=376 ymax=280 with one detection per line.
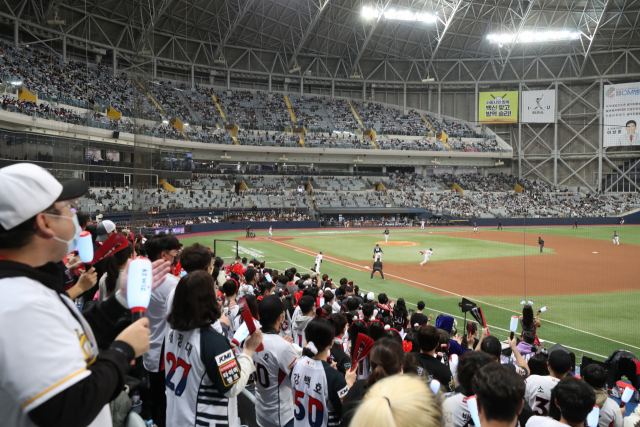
xmin=2 ymin=0 xmax=640 ymax=190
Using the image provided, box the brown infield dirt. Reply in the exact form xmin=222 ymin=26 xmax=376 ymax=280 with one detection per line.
xmin=244 ymin=231 xmax=640 ymax=297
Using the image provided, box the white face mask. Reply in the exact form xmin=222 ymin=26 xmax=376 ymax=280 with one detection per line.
xmin=45 ymin=213 xmax=81 ymax=253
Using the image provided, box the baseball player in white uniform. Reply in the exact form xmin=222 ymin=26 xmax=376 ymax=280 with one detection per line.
xmin=473 ymin=222 xmax=478 ymax=234
xmin=613 ymin=231 xmax=619 ymax=245
xmin=313 ymin=251 xmax=323 ymax=274
xmin=383 ymin=228 xmax=390 ymax=243
xmin=420 ymin=220 xmax=425 ymax=229
xmin=269 ymin=226 xmax=273 ymax=239
xmin=420 ymin=248 xmax=433 ymax=266
xmin=373 ymin=244 xmax=384 ymax=262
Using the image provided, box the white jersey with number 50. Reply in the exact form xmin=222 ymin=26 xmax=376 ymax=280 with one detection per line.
xmin=252 ymin=334 xmax=300 ymax=427
xmin=525 ymin=375 xmax=560 ymax=416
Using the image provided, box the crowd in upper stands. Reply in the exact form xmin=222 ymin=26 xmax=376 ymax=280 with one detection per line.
xmin=0 ymin=38 xmax=504 ymax=154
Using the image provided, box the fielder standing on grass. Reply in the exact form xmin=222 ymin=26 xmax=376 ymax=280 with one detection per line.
xmin=312 ymin=251 xmax=323 ymax=274
xmin=373 ymin=244 xmax=384 ymax=261
xmin=420 ymin=248 xmax=434 ymax=266
xmin=383 ymin=227 xmax=390 ymax=243
xmin=268 ymin=225 xmax=273 ymax=239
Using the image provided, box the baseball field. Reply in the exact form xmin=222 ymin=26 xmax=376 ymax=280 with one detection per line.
xmin=177 ymin=225 xmax=640 ymax=361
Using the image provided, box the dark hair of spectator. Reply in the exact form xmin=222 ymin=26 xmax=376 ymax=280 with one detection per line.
xmin=103 ymin=238 xmax=133 ymax=295
xmin=76 ymin=211 xmax=91 ymax=228
xmin=417 ymin=325 xmax=439 ymax=352
xmin=144 ymin=232 xmax=181 ymax=261
xmin=367 ymin=338 xmax=404 ymax=388
xmin=302 ymin=317 xmax=335 ymax=358
xmin=528 ymin=354 xmax=550 ymax=376
xmin=417 ymin=301 xmax=425 ymax=310
xmin=346 ymin=297 xmax=359 ymax=311
xmin=349 ymin=320 xmax=369 ymax=356
xmin=298 ymin=295 xmax=315 ymax=315
xmin=362 ymin=302 xmax=374 ymax=318
xmin=258 ymin=295 xmax=284 ymax=328
xmin=522 ymin=305 xmax=534 ymax=329
xmin=212 ymin=257 xmax=224 ymax=278
xmin=368 ymin=321 xmax=387 ymax=342
xmin=553 ymin=377 xmax=596 ymax=423
xmin=222 ymin=279 xmax=239 ymax=297
xmin=582 ymin=364 xmax=607 ymax=389
xmin=168 ymin=271 xmax=221 ymax=331
xmin=480 ymin=335 xmax=502 ymax=360
xmin=258 ymin=281 xmax=275 ymax=297
xmin=180 ymin=243 xmax=212 ymax=274
xmin=324 ymin=290 xmax=334 ymax=303
xmin=244 ymin=268 xmax=258 ymax=284
xmin=457 ymin=351 xmax=493 ymax=396
xmin=330 ymin=313 xmax=347 ymax=337
xmin=522 ymin=331 xmax=536 ymax=345
xmin=473 ymin=364 xmax=526 ymax=423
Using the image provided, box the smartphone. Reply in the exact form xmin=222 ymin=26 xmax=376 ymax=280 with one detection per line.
xmin=232 ymin=321 xmax=251 ymax=345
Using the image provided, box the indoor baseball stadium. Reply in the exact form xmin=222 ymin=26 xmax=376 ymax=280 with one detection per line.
xmin=1 ymin=0 xmax=640 ymax=426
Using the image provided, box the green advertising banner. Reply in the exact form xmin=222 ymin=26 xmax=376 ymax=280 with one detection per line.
xmin=479 ymin=91 xmax=519 ymax=123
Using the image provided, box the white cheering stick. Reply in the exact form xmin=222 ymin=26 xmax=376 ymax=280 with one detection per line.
xmin=429 ymin=380 xmax=441 ymax=395
xmin=509 ymin=315 xmax=519 ymax=339
xmin=586 ymin=405 xmax=600 ymax=427
xmin=467 ymin=395 xmax=481 ymax=427
xmin=127 ymin=257 xmax=153 ymax=320
xmin=77 ymin=231 xmax=94 ymax=263
xmin=538 ymin=306 xmax=548 ymax=313
xmin=620 ymin=385 xmax=635 ymax=407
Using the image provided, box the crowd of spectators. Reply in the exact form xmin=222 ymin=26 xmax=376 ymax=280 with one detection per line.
xmin=1 ymin=163 xmax=638 ymax=427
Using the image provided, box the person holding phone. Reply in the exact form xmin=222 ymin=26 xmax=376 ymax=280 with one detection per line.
xmin=165 ymin=271 xmax=263 ymax=427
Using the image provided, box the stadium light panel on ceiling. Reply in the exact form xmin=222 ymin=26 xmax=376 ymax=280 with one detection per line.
xmin=487 ymin=30 xmax=581 ymax=44
xmin=362 ymin=6 xmax=436 ymax=23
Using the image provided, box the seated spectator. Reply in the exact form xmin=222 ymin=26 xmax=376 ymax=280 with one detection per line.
xmin=479 ymin=332 xmax=529 ymax=378
xmin=510 ymin=331 xmax=537 ymax=364
xmin=349 ymin=374 xmax=442 ymax=427
xmin=582 ymin=364 xmax=624 ymax=427
xmin=443 ymin=351 xmax=494 ymax=427
xmin=524 ymin=350 xmax=572 ymax=417
xmin=526 ymin=377 xmax=596 ymax=427
xmin=474 ymin=364 xmax=526 ymax=427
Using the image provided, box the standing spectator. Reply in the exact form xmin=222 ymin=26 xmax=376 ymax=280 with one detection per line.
xmin=520 ymin=305 xmax=542 ymax=345
xmin=164 ymin=271 xmax=262 ymax=427
xmin=474 ymin=364 xmax=526 ymax=427
xmin=416 ymin=325 xmax=454 ymax=391
xmin=97 ymin=239 xmax=133 ymax=302
xmin=292 ymin=295 xmax=315 ymax=347
xmin=143 ymin=232 xmax=182 ymax=427
xmin=0 ymin=163 xmax=166 ymax=427
xmin=330 ymin=313 xmax=351 ymax=375
xmin=511 ymin=331 xmax=537 ymax=364
xmin=525 ymin=377 xmax=595 ymax=427
xmin=409 ymin=301 xmax=432 ymax=327
xmin=253 ymin=295 xmax=301 ymax=427
xmin=392 ymin=298 xmax=409 ymax=331
xmin=478 ymin=333 xmax=530 ymax=378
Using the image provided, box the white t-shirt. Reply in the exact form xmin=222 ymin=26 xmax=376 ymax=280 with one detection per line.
xmin=525 ymin=375 xmax=561 ymax=416
xmin=0 ymin=276 xmax=111 ymax=427
xmin=598 ymin=396 xmax=623 ymax=427
xmin=526 ymin=416 xmax=567 ymax=427
xmin=143 ymin=273 xmax=180 ymax=372
xmin=442 ymin=393 xmax=472 ymax=427
xmin=252 ymin=334 xmax=300 ymax=427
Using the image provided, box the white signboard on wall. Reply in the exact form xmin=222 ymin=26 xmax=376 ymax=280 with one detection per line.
xmin=521 ymin=90 xmax=556 ymax=123
xmin=604 ymin=82 xmax=640 ymax=147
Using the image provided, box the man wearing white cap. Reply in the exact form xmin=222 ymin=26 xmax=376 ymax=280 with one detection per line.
xmin=0 ymin=163 xmax=170 ymax=427
xmin=95 ymin=220 xmax=116 ymax=242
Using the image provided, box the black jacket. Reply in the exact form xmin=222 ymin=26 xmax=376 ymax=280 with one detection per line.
xmin=0 ymin=260 xmax=134 ymax=427
xmin=373 ymin=260 xmax=383 ymax=269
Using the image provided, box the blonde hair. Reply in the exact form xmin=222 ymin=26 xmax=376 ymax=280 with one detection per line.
xmin=350 ymin=375 xmax=442 ymax=427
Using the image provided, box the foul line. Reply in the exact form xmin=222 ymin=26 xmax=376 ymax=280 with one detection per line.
xmin=258 ymin=237 xmax=640 ymax=351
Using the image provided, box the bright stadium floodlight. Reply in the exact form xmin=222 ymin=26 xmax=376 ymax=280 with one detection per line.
xmin=362 ymin=6 xmax=436 ymax=22
xmin=487 ymin=30 xmax=580 ymax=44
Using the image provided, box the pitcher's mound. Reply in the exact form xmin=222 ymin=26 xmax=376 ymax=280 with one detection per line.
xmin=376 ymin=241 xmax=420 ymax=246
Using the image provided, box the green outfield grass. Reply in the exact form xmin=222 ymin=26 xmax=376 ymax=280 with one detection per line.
xmin=287 ymin=234 xmax=551 ymax=263
xmin=178 ymin=226 xmax=640 ymax=360
xmin=503 ymin=224 xmax=640 ymax=245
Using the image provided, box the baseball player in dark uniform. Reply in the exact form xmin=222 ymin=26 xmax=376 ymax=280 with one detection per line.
xmin=473 ymin=222 xmax=478 ymax=233
xmin=371 ymin=259 xmax=384 ymax=280
xmin=383 ymin=227 xmax=390 ymax=243
xmin=246 ymin=224 xmax=252 ymax=238
xmin=373 ymin=244 xmax=384 ymax=262
xmin=538 ymin=237 xmax=544 ymax=253
xmin=497 ymin=220 xmax=503 ymax=231
xmin=573 ymin=219 xmax=578 ymax=229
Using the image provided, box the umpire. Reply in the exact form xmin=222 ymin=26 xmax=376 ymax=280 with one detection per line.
xmin=246 ymin=224 xmax=251 ymax=238
xmin=497 ymin=220 xmax=503 ymax=230
xmin=538 ymin=236 xmax=544 ymax=253
xmin=371 ymin=259 xmax=384 ymax=280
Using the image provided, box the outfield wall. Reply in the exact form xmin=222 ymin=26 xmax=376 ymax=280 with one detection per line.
xmin=141 ymin=220 xmax=321 ymax=235
xmin=439 ymin=215 xmax=639 ymax=227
